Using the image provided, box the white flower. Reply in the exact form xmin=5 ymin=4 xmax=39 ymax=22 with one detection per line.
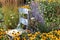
xmin=11 ymin=16 xmax=14 ymax=19
xmin=8 ymin=20 xmax=10 ymax=22
xmin=9 ymin=23 xmax=11 ymax=25
xmin=10 ymin=14 xmax=13 ymax=17
xmin=31 ymin=17 xmax=35 ymax=20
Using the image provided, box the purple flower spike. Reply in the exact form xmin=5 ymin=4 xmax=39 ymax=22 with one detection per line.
xmin=30 ymin=1 xmax=44 ymax=24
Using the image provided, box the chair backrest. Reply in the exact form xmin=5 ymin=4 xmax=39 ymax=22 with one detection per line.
xmin=17 ymin=8 xmax=29 ymax=29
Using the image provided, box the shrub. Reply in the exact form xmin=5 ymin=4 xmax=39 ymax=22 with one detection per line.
xmin=2 ymin=6 xmax=19 ymax=29
xmin=39 ymin=1 xmax=60 ymax=32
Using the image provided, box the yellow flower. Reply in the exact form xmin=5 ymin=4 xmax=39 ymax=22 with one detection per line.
xmin=28 ymin=33 xmax=32 ymax=37
xmin=51 ymin=0 xmax=56 ymax=2
xmin=26 ymin=29 xmax=31 ymax=33
xmin=57 ymin=30 xmax=60 ymax=34
xmin=0 ymin=29 xmax=3 ymax=31
xmin=49 ymin=35 xmax=55 ymax=39
xmin=33 ymin=36 xmax=36 ymax=39
xmin=31 ymin=35 xmax=36 ymax=39
xmin=46 ymin=34 xmax=49 ymax=37
xmin=23 ymin=37 xmax=26 ymax=40
xmin=16 ymin=32 xmax=20 ymax=36
xmin=41 ymin=38 xmax=46 ymax=40
xmin=34 ymin=34 xmax=37 ymax=37
xmin=41 ymin=36 xmax=47 ymax=39
xmin=20 ymin=5 xmax=30 ymax=9
xmin=54 ymin=30 xmax=58 ymax=32
xmin=30 ymin=37 xmax=34 ymax=40
xmin=37 ymin=31 xmax=40 ymax=34
xmin=35 ymin=32 xmax=38 ymax=35
xmin=48 ymin=0 xmax=52 ymax=3
xmin=14 ymin=37 xmax=20 ymax=40
xmin=0 ymin=36 xmax=2 ymax=38
xmin=12 ymin=33 xmax=16 ymax=37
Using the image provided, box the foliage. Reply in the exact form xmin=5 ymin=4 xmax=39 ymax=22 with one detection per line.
xmin=0 ymin=28 xmax=60 ymax=40
xmin=38 ymin=1 xmax=60 ymax=32
xmin=0 ymin=7 xmax=4 ymax=28
xmin=0 ymin=8 xmax=3 ymax=20
xmin=2 ymin=6 xmax=19 ymax=29
xmin=0 ymin=1 xmax=60 ymax=40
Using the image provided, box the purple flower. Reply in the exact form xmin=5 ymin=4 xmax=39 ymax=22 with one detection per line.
xmin=30 ymin=1 xmax=44 ymax=24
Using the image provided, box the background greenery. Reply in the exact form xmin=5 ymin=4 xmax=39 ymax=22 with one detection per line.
xmin=38 ymin=1 xmax=60 ymax=32
xmin=2 ymin=6 xmax=19 ymax=29
xmin=0 ymin=0 xmax=60 ymax=32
